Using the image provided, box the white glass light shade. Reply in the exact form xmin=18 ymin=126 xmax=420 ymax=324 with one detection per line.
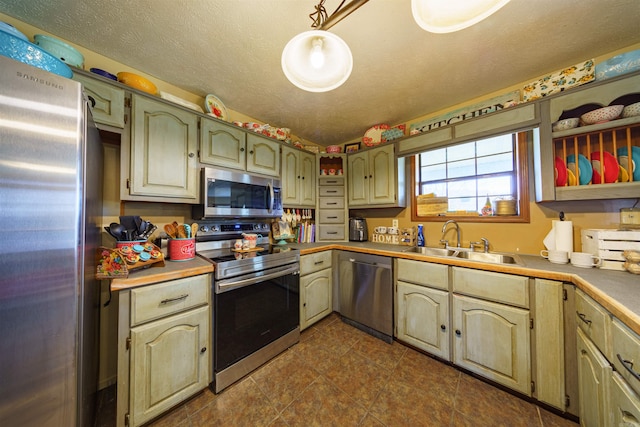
xmin=411 ymin=0 xmax=510 ymax=33
xmin=282 ymin=30 xmax=353 ymax=92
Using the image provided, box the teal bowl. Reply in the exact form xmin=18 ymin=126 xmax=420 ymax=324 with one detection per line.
xmin=34 ymin=34 xmax=84 ymax=68
xmin=0 ymin=31 xmax=72 ymax=78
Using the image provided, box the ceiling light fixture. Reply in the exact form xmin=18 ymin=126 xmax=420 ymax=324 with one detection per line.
xmin=411 ymin=0 xmax=511 ymax=33
xmin=281 ymin=0 xmax=369 ymax=92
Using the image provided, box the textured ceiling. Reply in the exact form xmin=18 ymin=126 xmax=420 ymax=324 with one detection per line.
xmin=2 ymin=0 xmax=639 ymax=146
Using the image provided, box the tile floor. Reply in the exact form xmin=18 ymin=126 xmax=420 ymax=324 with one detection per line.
xmin=100 ymin=313 xmax=579 ymax=427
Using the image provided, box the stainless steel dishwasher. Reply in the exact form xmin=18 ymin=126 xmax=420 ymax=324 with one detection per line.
xmin=338 ymin=251 xmax=393 ymax=343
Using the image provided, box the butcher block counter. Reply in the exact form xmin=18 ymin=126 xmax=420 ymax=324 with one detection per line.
xmin=110 ymin=256 xmax=213 ymax=291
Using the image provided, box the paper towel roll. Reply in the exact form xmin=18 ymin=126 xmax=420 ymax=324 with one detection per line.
xmin=553 ymin=220 xmax=573 ymax=254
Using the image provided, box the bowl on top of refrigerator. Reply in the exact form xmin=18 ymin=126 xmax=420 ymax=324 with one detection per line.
xmin=34 ymin=34 xmax=84 ymax=68
xmin=0 ymin=21 xmax=28 ymax=41
xmin=0 ymin=31 xmax=72 ymax=78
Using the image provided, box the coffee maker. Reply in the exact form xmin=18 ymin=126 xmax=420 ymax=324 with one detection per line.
xmin=349 ymin=217 xmax=368 ymax=241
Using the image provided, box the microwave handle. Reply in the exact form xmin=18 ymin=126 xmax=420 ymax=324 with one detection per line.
xmin=268 ymin=182 xmax=274 ymax=213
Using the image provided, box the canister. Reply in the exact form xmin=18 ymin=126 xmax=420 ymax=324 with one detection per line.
xmin=167 ymin=238 xmax=195 ymax=261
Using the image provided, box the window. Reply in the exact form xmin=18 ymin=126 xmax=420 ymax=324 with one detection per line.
xmin=411 ymin=130 xmax=531 ymax=222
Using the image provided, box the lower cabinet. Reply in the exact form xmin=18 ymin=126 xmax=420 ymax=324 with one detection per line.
xmin=611 ymin=371 xmax=640 ymax=426
xmin=117 ymin=274 xmax=211 ymax=427
xmin=395 ymin=259 xmax=450 ymax=360
xmin=452 ymin=294 xmax=531 ymax=395
xmin=300 ymin=251 xmax=333 ymax=330
xmin=577 ymin=327 xmax=612 ymax=427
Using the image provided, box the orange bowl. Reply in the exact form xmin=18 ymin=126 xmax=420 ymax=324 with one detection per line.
xmin=117 ymin=72 xmax=157 ymax=95
xmin=326 ymin=145 xmax=342 ymax=153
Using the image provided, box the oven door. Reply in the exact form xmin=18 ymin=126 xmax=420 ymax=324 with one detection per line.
xmin=202 ymin=167 xmax=282 ymax=218
xmin=213 ymin=264 xmax=300 ymax=372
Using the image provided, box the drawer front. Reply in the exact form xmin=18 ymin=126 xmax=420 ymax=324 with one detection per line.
xmin=301 ymin=250 xmax=333 ymax=275
xmin=612 ymin=317 xmax=640 ymax=394
xmin=319 ymin=197 xmax=345 ymax=209
xmin=575 ymin=288 xmax=610 ymax=354
xmin=452 ymin=267 xmax=529 ymax=308
xmin=396 ymin=259 xmax=448 ymax=291
xmin=318 ymin=209 xmax=345 ymax=224
xmin=318 ymin=225 xmax=345 ymax=240
xmin=319 ymin=177 xmax=344 ymax=186
xmin=319 ymin=186 xmax=344 ymax=197
xmin=131 ymin=274 xmax=210 ymax=326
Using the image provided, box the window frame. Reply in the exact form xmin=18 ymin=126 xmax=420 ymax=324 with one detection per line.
xmin=410 ymin=130 xmax=531 ymax=223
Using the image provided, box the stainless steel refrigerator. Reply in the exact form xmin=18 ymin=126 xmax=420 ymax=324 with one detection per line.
xmin=0 ymin=55 xmax=103 ymax=426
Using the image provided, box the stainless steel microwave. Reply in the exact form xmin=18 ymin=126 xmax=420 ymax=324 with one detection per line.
xmin=193 ymin=167 xmax=283 ymax=219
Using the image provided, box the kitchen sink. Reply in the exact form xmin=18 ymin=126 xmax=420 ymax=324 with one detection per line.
xmin=402 ymin=246 xmax=522 ymax=265
xmin=454 ymin=251 xmax=521 ymax=265
xmin=402 ymin=246 xmax=458 ymax=257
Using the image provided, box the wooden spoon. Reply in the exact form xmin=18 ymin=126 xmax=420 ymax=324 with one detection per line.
xmin=177 ymin=224 xmax=187 ymax=238
xmin=164 ymin=223 xmax=177 ymax=238
xmin=191 ymin=223 xmax=198 ymax=238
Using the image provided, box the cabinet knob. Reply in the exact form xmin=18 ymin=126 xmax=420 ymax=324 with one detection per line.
xmin=440 ymin=324 xmax=446 ymax=331
xmin=240 ymin=147 xmax=245 ymax=152
xmin=250 ymin=150 xmax=254 ymax=155
xmin=369 ymin=174 xmax=373 ymax=179
xmin=455 ymin=329 xmax=461 ymax=336
xmin=188 ymin=152 xmax=195 ymax=158
xmin=200 ymin=347 xmax=207 ymax=354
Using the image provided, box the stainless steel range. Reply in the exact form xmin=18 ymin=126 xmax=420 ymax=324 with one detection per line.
xmin=196 ymin=221 xmax=300 ymax=393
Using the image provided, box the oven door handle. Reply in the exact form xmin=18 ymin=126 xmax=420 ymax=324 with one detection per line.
xmin=216 ymin=263 xmax=299 ymax=293
xmin=267 ymin=182 xmax=274 ymax=214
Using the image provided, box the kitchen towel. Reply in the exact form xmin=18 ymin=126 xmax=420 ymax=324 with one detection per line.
xmin=553 ymin=220 xmax=574 ymax=255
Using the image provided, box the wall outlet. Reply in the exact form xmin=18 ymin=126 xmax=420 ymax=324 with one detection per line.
xmin=392 ymin=219 xmax=399 ymax=227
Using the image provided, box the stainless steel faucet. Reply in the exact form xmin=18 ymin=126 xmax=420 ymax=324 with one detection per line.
xmin=441 ymin=220 xmax=461 ymax=248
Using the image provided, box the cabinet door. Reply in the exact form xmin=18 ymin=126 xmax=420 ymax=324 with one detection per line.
xmin=611 ymin=372 xmax=640 ymax=427
xmin=130 ymin=306 xmax=209 ymax=427
xmin=300 ymin=268 xmax=332 ymax=330
xmin=369 ymin=144 xmax=396 ymax=204
xmin=452 ymin=294 xmax=531 ymax=395
xmin=281 ymin=146 xmax=300 ymax=205
xmin=246 ymin=133 xmax=280 ymax=176
xmin=577 ymin=327 xmax=612 ymax=427
xmin=347 ymin=151 xmax=368 ymax=205
xmin=200 ymin=118 xmax=246 ymax=170
xmin=396 ymin=281 xmax=449 ymax=360
xmin=129 ymin=95 xmax=198 ymax=199
xmin=299 ymin=150 xmax=317 ymax=206
xmin=73 ymin=73 xmax=125 ymax=128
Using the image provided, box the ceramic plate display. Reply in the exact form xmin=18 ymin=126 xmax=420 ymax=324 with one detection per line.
xmin=362 ymin=124 xmax=391 ymax=147
xmin=617 ymin=146 xmax=640 ymax=182
xmin=590 ymin=151 xmax=619 ymax=184
xmin=555 ymin=156 xmax=567 ymax=186
xmin=566 ymin=154 xmax=593 ymax=185
xmin=522 ymin=59 xmax=594 ymax=102
xmin=619 ymin=165 xmax=630 ymax=182
xmin=160 ymin=91 xmax=204 ymax=113
xmin=567 ymin=168 xmax=577 ymax=186
xmin=205 ymin=94 xmax=228 ymax=121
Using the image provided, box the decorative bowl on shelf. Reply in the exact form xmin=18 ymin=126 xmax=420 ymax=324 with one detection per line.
xmin=34 ymin=34 xmax=84 ymax=68
xmin=326 ymin=145 xmax=342 ymax=153
xmin=622 ymin=102 xmax=640 ymax=118
xmin=552 ymin=118 xmax=580 ymax=132
xmin=580 ymin=105 xmax=624 ymax=125
xmin=117 ymin=72 xmax=157 ymax=95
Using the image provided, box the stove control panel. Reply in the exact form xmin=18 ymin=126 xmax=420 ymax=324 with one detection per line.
xmin=197 ymin=222 xmax=270 ymax=237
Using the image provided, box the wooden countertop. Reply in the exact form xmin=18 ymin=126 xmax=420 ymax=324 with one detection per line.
xmin=110 ymin=256 xmax=213 ymax=291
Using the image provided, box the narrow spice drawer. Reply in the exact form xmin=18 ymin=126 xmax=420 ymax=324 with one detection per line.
xmin=317 ymin=225 xmax=345 ymax=240
xmin=319 ymin=186 xmax=344 ymax=197
xmin=130 ymin=274 xmax=210 ymax=326
xmin=319 ymin=197 xmax=345 ymax=209
xmin=319 ymin=177 xmax=344 ymax=186
xmin=611 ymin=317 xmax=640 ymax=394
xmin=575 ymin=288 xmax=610 ymax=354
xmin=318 ymin=210 xmax=345 ymax=224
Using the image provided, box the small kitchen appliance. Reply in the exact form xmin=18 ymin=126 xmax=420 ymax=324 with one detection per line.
xmin=349 ymin=217 xmax=368 ymax=241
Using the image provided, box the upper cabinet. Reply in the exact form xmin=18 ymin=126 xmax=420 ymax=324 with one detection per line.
xmin=200 ymin=117 xmax=280 ymax=177
xmin=281 ymin=145 xmax=316 ymax=207
xmin=347 ymin=144 xmax=405 ymax=207
xmin=73 ymin=73 xmax=125 ymax=129
xmin=122 ymin=94 xmax=199 ymax=202
xmin=534 ymin=71 xmax=640 ymax=202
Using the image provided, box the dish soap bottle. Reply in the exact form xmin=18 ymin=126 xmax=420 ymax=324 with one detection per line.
xmin=417 ymin=224 xmax=425 ymax=247
xmin=481 ymin=196 xmax=493 ymax=216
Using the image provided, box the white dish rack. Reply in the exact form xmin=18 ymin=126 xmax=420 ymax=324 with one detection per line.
xmin=581 ymin=229 xmax=640 ymax=271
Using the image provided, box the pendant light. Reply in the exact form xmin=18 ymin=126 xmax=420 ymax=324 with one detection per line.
xmin=411 ymin=0 xmax=510 ymax=33
xmin=281 ymin=0 xmax=368 ymax=92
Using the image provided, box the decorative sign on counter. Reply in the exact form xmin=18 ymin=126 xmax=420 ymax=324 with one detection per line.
xmin=409 ymin=90 xmax=521 ymax=135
